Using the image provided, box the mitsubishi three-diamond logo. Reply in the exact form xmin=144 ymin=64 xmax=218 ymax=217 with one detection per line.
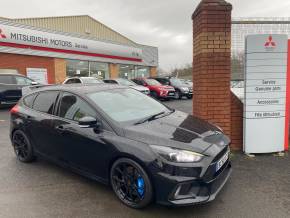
xmin=264 ymin=35 xmax=276 ymax=48
xmin=0 ymin=28 xmax=6 ymax=39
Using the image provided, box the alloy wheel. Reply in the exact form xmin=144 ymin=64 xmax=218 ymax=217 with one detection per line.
xmin=12 ymin=130 xmax=35 ymax=162
xmin=110 ymin=158 xmax=152 ymax=208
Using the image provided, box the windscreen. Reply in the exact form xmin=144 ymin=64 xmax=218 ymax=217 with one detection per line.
xmin=87 ymin=88 xmax=169 ymax=123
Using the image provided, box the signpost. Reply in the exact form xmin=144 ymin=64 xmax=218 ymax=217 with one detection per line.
xmin=244 ymin=34 xmax=290 ymax=153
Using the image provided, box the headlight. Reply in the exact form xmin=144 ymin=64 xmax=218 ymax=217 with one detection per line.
xmin=181 ymin=87 xmax=189 ymax=92
xmin=150 ymin=145 xmax=204 ymax=163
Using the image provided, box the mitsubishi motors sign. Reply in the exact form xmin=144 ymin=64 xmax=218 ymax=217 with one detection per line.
xmin=0 ymin=22 xmax=142 ymax=62
xmin=244 ymin=34 xmax=290 ymax=153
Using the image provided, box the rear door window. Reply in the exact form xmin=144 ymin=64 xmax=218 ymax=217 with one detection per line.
xmin=33 ymin=91 xmax=59 ymax=114
xmin=133 ymin=80 xmax=143 ymax=86
xmin=105 ymin=80 xmax=117 ymax=84
xmin=65 ymin=79 xmax=81 ymax=84
xmin=58 ymin=92 xmax=96 ymax=121
xmin=0 ymin=75 xmax=14 ymax=84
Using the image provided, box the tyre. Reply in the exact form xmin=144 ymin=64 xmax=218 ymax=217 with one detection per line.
xmin=187 ymin=95 xmax=193 ymax=99
xmin=174 ymin=90 xmax=182 ymax=100
xmin=110 ymin=158 xmax=153 ymax=209
xmin=12 ymin=130 xmax=36 ymax=163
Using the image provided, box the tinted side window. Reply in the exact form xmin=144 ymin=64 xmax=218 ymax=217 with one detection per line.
xmin=65 ymin=79 xmax=73 ymax=84
xmin=23 ymin=94 xmax=37 ymax=108
xmin=66 ymin=79 xmax=81 ymax=84
xmin=133 ymin=80 xmax=142 ymax=85
xmin=33 ymin=91 xmax=59 ymax=114
xmin=104 ymin=80 xmax=117 ymax=84
xmin=0 ymin=75 xmax=14 ymax=84
xmin=59 ymin=92 xmax=96 ymax=121
xmin=157 ymin=78 xmax=166 ymax=84
xmin=73 ymin=79 xmax=81 ymax=83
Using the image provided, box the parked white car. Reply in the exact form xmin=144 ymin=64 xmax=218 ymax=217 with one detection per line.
xmin=63 ymin=77 xmax=104 ymax=85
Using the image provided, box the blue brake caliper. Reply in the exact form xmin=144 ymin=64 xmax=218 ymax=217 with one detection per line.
xmin=137 ymin=176 xmax=145 ymax=198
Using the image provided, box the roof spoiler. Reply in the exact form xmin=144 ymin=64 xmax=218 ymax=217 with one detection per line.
xmin=22 ymin=84 xmax=55 ymax=96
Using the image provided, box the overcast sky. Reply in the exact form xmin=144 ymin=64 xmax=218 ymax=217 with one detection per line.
xmin=1 ymin=0 xmax=290 ymax=71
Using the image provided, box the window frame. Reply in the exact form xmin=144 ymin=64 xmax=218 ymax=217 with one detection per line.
xmin=32 ymin=90 xmax=60 ymax=115
xmin=14 ymin=75 xmax=34 ymax=86
xmin=22 ymin=93 xmax=38 ymax=108
xmin=55 ymin=91 xmax=113 ymax=132
xmin=0 ymin=75 xmax=15 ymax=85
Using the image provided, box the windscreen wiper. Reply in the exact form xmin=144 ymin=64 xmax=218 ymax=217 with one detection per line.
xmin=134 ymin=111 xmax=167 ymax=125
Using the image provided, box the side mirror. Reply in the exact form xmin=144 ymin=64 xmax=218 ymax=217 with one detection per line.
xmin=31 ymin=81 xmax=39 ymax=86
xmin=78 ymin=116 xmax=101 ymax=130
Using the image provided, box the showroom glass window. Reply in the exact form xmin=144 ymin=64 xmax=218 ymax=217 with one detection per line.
xmin=66 ymin=60 xmax=109 ymax=79
xmin=33 ymin=91 xmax=59 ymax=114
xmin=66 ymin=60 xmax=89 ymax=77
xmin=119 ymin=65 xmax=135 ymax=79
xmin=89 ymin=62 xmax=109 ymax=79
xmin=136 ymin=66 xmax=149 ymax=78
xmin=58 ymin=92 xmax=96 ymax=121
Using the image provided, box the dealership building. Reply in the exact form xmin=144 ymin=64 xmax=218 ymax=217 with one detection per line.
xmin=0 ymin=15 xmax=158 ymax=84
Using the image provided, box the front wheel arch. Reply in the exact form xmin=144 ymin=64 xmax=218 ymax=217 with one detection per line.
xmin=108 ymin=154 xmax=156 ymax=199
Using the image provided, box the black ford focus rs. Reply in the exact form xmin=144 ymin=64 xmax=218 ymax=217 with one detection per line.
xmin=10 ymin=84 xmax=232 ymax=208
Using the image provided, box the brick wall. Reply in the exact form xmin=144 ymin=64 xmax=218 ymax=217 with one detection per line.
xmin=231 ymin=92 xmax=243 ymax=150
xmin=192 ymin=0 xmax=232 ymax=137
xmin=192 ymin=0 xmax=243 ymax=150
xmin=0 ymin=53 xmax=56 ymax=84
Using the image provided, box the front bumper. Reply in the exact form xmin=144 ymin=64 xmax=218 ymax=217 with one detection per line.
xmin=159 ymin=90 xmax=176 ymax=98
xmin=153 ymin=159 xmax=232 ymax=206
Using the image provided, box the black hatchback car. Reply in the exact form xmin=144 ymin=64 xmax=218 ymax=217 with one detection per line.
xmin=10 ymin=84 xmax=231 ymax=208
xmin=0 ymin=73 xmax=37 ymax=107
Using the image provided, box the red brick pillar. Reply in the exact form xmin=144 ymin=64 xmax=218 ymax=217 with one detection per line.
xmin=192 ymin=0 xmax=232 ymax=137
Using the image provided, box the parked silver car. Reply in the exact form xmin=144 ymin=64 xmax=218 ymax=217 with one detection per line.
xmin=103 ymin=78 xmax=150 ymax=95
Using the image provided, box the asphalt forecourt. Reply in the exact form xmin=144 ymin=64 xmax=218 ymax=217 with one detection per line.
xmin=0 ymin=100 xmax=289 ymax=218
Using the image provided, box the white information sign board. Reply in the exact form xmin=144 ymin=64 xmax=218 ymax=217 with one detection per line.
xmin=244 ymin=34 xmax=289 ymax=153
xmin=26 ymin=68 xmax=48 ymax=84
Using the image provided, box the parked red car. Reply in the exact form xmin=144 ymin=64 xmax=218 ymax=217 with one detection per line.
xmin=132 ymin=78 xmax=175 ymax=100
